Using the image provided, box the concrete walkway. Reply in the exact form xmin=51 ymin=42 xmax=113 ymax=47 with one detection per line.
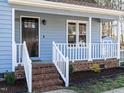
xmin=103 ymin=88 xmax=124 ymax=93
xmin=43 ymin=89 xmax=77 ymax=93
xmin=42 ymin=88 xmax=124 ymax=93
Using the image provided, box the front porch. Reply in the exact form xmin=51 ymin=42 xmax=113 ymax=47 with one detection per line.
xmin=13 ymin=10 xmax=120 ymax=63
xmin=12 ymin=10 xmax=121 ymax=92
xmin=11 ymin=3 xmax=121 ymax=93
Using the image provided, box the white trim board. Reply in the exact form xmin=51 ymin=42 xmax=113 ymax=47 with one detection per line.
xmin=8 ymin=0 xmax=123 ymax=16
xmin=20 ymin=16 xmax=41 ymax=58
xmin=12 ymin=8 xmax=15 ymax=71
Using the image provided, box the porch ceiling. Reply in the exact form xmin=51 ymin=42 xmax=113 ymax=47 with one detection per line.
xmin=9 ymin=0 xmax=123 ymax=18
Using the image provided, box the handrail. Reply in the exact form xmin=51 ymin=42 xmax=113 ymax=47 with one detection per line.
xmin=53 ymin=41 xmax=69 ymax=87
xmin=22 ymin=41 xmax=32 ymax=93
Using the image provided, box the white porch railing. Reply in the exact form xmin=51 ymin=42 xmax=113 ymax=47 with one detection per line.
xmin=91 ymin=43 xmax=118 ymax=60
xmin=55 ymin=43 xmax=88 ymax=61
xmin=53 ymin=42 xmax=69 ymax=87
xmin=22 ymin=41 xmax=32 ymax=93
xmin=54 ymin=42 xmax=118 ymax=61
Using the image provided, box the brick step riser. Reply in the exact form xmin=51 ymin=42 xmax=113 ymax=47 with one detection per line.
xmin=32 ymin=66 xmax=57 ymax=70
xmin=32 ymin=81 xmax=63 ymax=89
xmin=33 ymin=86 xmax=63 ymax=92
xmin=32 ymin=64 xmax=54 ymax=68
xmin=32 ymin=74 xmax=60 ymax=81
xmin=32 ymin=79 xmax=63 ymax=85
xmin=32 ymin=83 xmax=63 ymax=89
xmin=32 ymin=69 xmax=58 ymax=75
xmin=32 ymin=66 xmax=55 ymax=69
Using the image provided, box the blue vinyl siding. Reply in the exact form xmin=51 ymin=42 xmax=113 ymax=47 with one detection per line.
xmin=0 ymin=0 xmax=12 ymax=73
xmin=15 ymin=11 xmax=100 ymax=61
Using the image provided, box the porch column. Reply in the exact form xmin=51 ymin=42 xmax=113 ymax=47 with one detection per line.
xmin=117 ymin=17 xmax=121 ymax=59
xmin=88 ymin=17 xmax=92 ymax=61
xmin=12 ymin=8 xmax=16 ymax=71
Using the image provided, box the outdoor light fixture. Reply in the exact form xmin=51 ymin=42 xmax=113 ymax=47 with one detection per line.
xmin=42 ymin=19 xmax=47 ymax=25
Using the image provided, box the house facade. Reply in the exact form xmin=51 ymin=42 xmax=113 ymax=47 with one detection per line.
xmin=0 ymin=0 xmax=124 ymax=92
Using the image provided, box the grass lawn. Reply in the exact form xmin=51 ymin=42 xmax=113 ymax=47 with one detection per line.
xmin=69 ymin=75 xmax=124 ymax=93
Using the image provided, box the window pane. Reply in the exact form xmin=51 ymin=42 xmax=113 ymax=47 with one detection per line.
xmin=68 ymin=23 xmax=76 ymax=43
xmin=68 ymin=35 xmax=76 ymax=43
xmin=79 ymin=23 xmax=86 ymax=43
xmin=79 ymin=35 xmax=86 ymax=43
xmin=68 ymin=23 xmax=76 ymax=35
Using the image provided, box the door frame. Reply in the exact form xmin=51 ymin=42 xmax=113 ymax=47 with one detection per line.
xmin=20 ymin=16 xmax=40 ymax=58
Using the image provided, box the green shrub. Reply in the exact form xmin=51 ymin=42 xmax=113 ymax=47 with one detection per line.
xmin=4 ymin=72 xmax=16 ymax=85
xmin=90 ymin=64 xmax=101 ymax=73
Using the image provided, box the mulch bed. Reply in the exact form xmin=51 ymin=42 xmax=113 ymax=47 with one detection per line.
xmin=70 ymin=67 xmax=124 ymax=85
xmin=0 ymin=79 xmax=27 ymax=93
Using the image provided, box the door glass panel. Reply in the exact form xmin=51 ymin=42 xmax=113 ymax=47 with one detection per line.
xmin=68 ymin=23 xmax=76 ymax=43
xmin=22 ymin=18 xmax=39 ymax=57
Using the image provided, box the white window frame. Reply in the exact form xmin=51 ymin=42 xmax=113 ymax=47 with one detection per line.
xmin=66 ymin=20 xmax=88 ymax=44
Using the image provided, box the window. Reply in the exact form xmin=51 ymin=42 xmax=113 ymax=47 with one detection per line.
xmin=102 ymin=20 xmax=117 ymax=40
xmin=68 ymin=21 xmax=87 ymax=44
xmin=24 ymin=20 xmax=36 ymax=28
xmin=68 ymin=23 xmax=76 ymax=43
xmin=79 ymin=23 xmax=86 ymax=43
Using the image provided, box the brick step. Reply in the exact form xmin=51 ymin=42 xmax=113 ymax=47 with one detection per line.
xmin=15 ymin=65 xmax=24 ymax=70
xmin=32 ymin=73 xmax=60 ymax=81
xmin=33 ymin=85 xmax=63 ymax=92
xmin=32 ymin=64 xmax=54 ymax=69
xmin=32 ymin=79 xmax=63 ymax=90
xmin=32 ymin=67 xmax=58 ymax=75
xmin=32 ymin=63 xmax=64 ymax=92
xmin=15 ymin=70 xmax=24 ymax=73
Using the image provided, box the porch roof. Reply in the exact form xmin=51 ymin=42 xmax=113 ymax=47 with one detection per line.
xmin=9 ymin=0 xmax=123 ymax=18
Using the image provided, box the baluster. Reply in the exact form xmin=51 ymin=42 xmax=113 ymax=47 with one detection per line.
xmin=19 ymin=44 xmax=21 ymax=64
xmin=61 ymin=44 xmax=62 ymax=53
xmin=92 ymin=44 xmax=94 ymax=59
xmin=72 ymin=44 xmax=74 ymax=61
xmin=84 ymin=44 xmax=85 ymax=60
xmin=81 ymin=44 xmax=82 ymax=60
xmin=64 ymin=44 xmax=65 ymax=57
xmin=76 ymin=44 xmax=77 ymax=60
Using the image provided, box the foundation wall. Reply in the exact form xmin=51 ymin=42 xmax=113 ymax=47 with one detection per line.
xmin=71 ymin=59 xmax=119 ymax=72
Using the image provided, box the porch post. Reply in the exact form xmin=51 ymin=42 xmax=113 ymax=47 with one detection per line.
xmin=12 ymin=8 xmax=16 ymax=72
xmin=88 ymin=17 xmax=92 ymax=61
xmin=117 ymin=17 xmax=121 ymax=59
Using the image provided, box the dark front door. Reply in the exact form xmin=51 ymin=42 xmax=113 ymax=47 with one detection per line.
xmin=22 ymin=17 xmax=39 ymax=57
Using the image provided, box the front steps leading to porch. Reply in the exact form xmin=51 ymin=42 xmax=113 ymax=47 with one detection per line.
xmin=14 ymin=63 xmax=64 ymax=92
xmin=32 ymin=63 xmax=64 ymax=92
